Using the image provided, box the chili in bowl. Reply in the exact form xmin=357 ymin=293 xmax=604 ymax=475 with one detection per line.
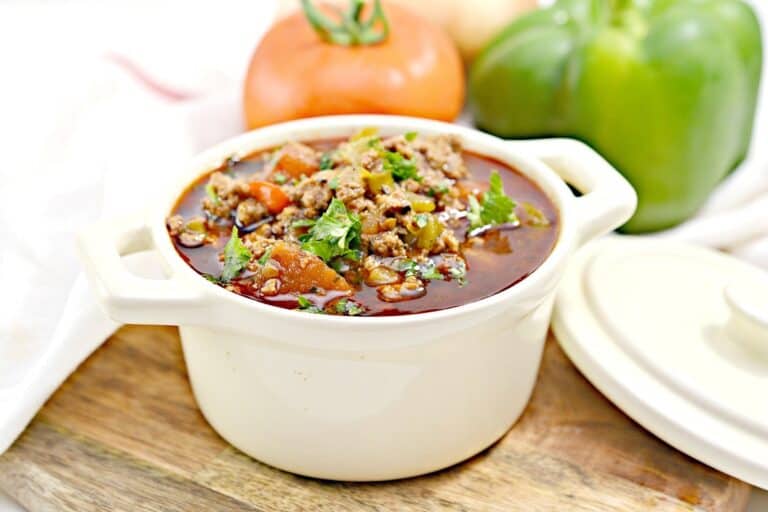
xmin=168 ymin=129 xmax=559 ymax=316
xmin=78 ymin=115 xmax=636 ymax=481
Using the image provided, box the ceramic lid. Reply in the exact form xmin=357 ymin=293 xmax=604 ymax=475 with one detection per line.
xmin=553 ymin=236 xmax=768 ymax=490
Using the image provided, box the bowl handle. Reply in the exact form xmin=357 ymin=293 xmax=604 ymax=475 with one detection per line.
xmin=77 ymin=213 xmax=206 ymax=325
xmin=508 ymin=138 xmax=637 ymax=244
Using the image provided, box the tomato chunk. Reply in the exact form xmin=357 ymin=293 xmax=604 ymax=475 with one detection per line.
xmin=249 ymin=181 xmax=291 ymax=214
xmin=273 ymin=142 xmax=319 ymax=179
xmin=269 ymin=242 xmax=350 ymax=294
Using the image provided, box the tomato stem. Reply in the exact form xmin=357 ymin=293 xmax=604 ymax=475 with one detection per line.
xmin=301 ymin=0 xmax=389 ymax=46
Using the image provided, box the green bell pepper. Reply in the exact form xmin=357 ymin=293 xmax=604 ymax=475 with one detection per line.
xmin=469 ymin=0 xmax=762 ymax=233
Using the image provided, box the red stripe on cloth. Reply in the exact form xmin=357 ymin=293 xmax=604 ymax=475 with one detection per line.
xmin=105 ymin=53 xmax=197 ymax=102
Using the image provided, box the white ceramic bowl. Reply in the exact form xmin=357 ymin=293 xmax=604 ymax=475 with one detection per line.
xmin=77 ymin=115 xmax=636 ymax=481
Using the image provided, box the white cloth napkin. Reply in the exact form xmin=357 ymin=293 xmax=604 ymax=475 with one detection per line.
xmin=0 ymin=0 xmax=766 ymax=509
xmin=0 ymin=0 xmax=277 ymax=455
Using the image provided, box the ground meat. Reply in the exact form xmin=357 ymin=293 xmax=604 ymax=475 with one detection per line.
xmin=334 ymin=137 xmax=381 ymax=169
xmin=438 ymin=253 xmax=467 ymax=274
xmin=261 ymin=260 xmax=281 ymax=279
xmin=347 ymin=197 xmax=376 ymax=215
xmin=381 ymin=135 xmax=417 ymax=159
xmin=274 ymin=142 xmax=320 ymax=179
xmin=418 ymin=167 xmax=455 ymax=194
xmin=377 ymin=275 xmax=426 ymax=302
xmin=437 ymin=189 xmax=464 ymax=211
xmin=166 ymin=215 xmax=184 ymax=236
xmin=309 ymin=170 xmax=337 ymax=186
xmin=203 ymin=172 xmax=250 ymax=219
xmin=260 ymin=278 xmax=281 ymax=296
xmin=414 ymin=135 xmax=468 ymax=180
xmin=236 ymin=198 xmax=268 ymax=226
xmin=334 ymin=167 xmax=366 ymax=204
xmin=243 ymin=236 xmax=274 ymax=268
xmin=295 ymin=177 xmax=333 ymax=217
xmin=359 ymin=149 xmax=385 ymax=172
xmin=178 ymin=129 xmax=494 ymax=312
xmin=402 ymin=174 xmax=463 ymax=211
xmin=375 ymin=189 xmax=412 ymax=216
xmin=400 ymin=179 xmax=421 ymax=194
xmin=364 ymin=231 xmax=407 ymax=257
xmin=362 ymin=255 xmax=383 ymax=271
xmin=430 ymin=228 xmax=461 ymax=255
xmin=270 ymin=205 xmax=302 ymax=238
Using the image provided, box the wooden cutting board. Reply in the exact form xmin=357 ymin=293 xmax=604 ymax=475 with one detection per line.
xmin=0 ymin=326 xmax=750 ymax=511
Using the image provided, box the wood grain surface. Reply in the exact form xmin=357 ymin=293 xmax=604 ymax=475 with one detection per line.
xmin=0 ymin=326 xmax=751 ymax=511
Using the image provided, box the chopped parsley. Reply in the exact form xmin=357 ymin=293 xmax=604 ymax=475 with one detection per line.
xmin=298 ymin=199 xmax=362 ymax=263
xmin=419 ymin=261 xmax=444 ymax=281
xmin=319 ymin=152 xmax=333 ymax=170
xmin=468 ymin=170 xmax=519 ymax=229
xmin=328 ymin=176 xmax=340 ymax=190
xmin=291 ymin=218 xmax=316 ymax=229
xmin=205 ymin=183 xmax=220 ymax=205
xmin=257 ymin=247 xmax=273 ymax=265
xmin=335 ymin=298 xmax=365 ymax=316
xmin=394 ymin=259 xmax=419 ymax=276
xmin=383 ymin=151 xmax=420 ymax=182
xmin=447 ymin=259 xmax=468 ymax=287
xmin=220 ymin=227 xmax=253 ymax=282
xmin=414 ymin=213 xmax=430 ymax=229
xmin=297 ymin=295 xmax=325 ymax=314
xmin=427 ymin=182 xmax=451 ymax=197
xmin=404 ymin=131 xmax=418 ymax=142
xmin=273 ymin=172 xmax=288 ymax=185
xmin=203 ymin=273 xmax=223 ymax=284
xmin=393 ymin=258 xmax=444 ymax=281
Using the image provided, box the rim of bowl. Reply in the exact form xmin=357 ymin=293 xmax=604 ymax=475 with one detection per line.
xmin=151 ymin=115 xmax=578 ymax=327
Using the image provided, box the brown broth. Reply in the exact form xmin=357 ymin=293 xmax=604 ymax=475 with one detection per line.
xmin=171 ymin=142 xmax=559 ymax=316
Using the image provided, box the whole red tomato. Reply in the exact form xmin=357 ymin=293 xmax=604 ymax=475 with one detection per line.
xmin=243 ymin=0 xmax=465 ymax=129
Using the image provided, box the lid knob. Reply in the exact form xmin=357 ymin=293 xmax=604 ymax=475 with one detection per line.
xmin=724 ymin=281 xmax=768 ymax=358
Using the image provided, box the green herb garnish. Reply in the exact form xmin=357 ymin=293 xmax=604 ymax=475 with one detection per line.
xmin=273 ymin=172 xmax=288 ymax=185
xmin=448 ymin=259 xmax=468 ymax=287
xmin=404 ymin=131 xmax=418 ymax=142
xmin=291 ymin=218 xmax=317 ymax=229
xmin=394 ymin=259 xmax=419 ymax=277
xmin=257 ymin=247 xmax=273 ymax=265
xmin=319 ymin=152 xmax=333 ymax=170
xmin=419 ymin=261 xmax=444 ymax=281
xmin=468 ymin=170 xmax=518 ymax=229
xmin=329 ymin=176 xmax=340 ymax=190
xmin=438 ymin=183 xmax=450 ymax=194
xmin=335 ymin=298 xmax=364 ymax=316
xmin=426 ymin=183 xmax=451 ymax=197
xmin=299 ymin=198 xmax=362 ymax=263
xmin=220 ymin=227 xmax=253 ymax=282
xmin=383 ymin=151 xmax=420 ymax=182
xmin=414 ymin=213 xmax=430 ymax=229
xmin=203 ymin=273 xmax=223 ymax=284
xmin=393 ymin=258 xmax=444 ymax=281
xmin=205 ymin=183 xmax=221 ymax=205
xmin=297 ymin=295 xmax=325 ymax=314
